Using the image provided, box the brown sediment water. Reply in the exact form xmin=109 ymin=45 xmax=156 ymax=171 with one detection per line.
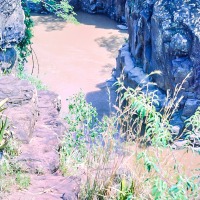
xmin=124 ymin=144 xmax=200 ymax=177
xmin=27 ymin=11 xmax=128 ymax=117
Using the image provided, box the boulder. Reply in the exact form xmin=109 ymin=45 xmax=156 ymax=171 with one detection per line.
xmin=0 ymin=76 xmax=38 ymax=143
xmin=0 ymin=0 xmax=25 ymax=70
xmin=79 ymin=0 xmax=126 ymax=21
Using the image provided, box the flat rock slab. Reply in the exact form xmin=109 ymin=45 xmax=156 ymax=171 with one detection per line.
xmin=17 ymin=90 xmax=66 ymax=174
xmin=0 ymin=77 xmax=79 ymax=199
xmin=0 ymin=76 xmax=37 ymax=107
xmin=17 ymin=124 xmax=60 ymax=174
xmin=0 ymin=76 xmax=38 ymax=143
xmin=6 ymin=175 xmax=80 ymax=200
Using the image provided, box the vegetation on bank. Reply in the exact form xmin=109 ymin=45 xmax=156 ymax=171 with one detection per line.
xmin=59 ymin=75 xmax=200 ymax=199
xmin=0 ymin=72 xmax=199 ymax=198
xmin=0 ymin=99 xmax=30 ymax=194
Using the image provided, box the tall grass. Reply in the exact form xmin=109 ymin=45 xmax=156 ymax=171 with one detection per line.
xmin=59 ymin=74 xmax=200 ymax=199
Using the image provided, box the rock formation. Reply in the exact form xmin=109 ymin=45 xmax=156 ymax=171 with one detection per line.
xmin=0 ymin=76 xmax=80 ymax=199
xmin=78 ymin=0 xmax=126 ymax=21
xmin=27 ymin=0 xmax=127 ymax=22
xmin=113 ymin=0 xmax=200 ymax=132
xmin=0 ymin=0 xmax=25 ymax=70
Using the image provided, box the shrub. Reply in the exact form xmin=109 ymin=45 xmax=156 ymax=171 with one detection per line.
xmin=59 ymin=77 xmax=199 ymax=199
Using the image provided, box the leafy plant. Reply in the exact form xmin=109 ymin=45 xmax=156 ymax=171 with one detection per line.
xmin=31 ymin=0 xmax=77 ymax=22
xmin=60 ymin=92 xmax=99 ymax=175
xmin=16 ymin=172 xmax=30 ymax=189
xmin=17 ymin=72 xmax=47 ymax=90
xmin=118 ymin=179 xmax=134 ymax=200
xmin=59 ymin=75 xmax=200 ymax=199
xmin=116 ymin=76 xmax=172 ymax=147
xmin=0 ymin=98 xmax=11 ymax=153
xmin=17 ymin=0 xmax=34 ymax=73
xmin=184 ymin=106 xmax=200 ymax=150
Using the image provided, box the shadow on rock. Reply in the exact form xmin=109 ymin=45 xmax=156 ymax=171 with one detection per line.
xmin=33 ymin=14 xmax=66 ymax=31
xmin=95 ymin=35 xmax=126 ymax=57
xmin=76 ymin=11 xmax=127 ymax=32
xmin=86 ymin=81 xmax=117 ymax=120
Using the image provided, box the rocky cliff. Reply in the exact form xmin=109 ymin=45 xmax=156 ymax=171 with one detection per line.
xmin=27 ymin=0 xmax=127 ymax=22
xmin=113 ymin=0 xmax=200 ymax=130
xmin=0 ymin=0 xmax=25 ymax=70
xmin=77 ymin=0 xmax=126 ymax=21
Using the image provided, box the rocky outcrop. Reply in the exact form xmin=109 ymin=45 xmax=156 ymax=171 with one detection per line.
xmin=114 ymin=0 xmax=200 ymax=132
xmin=27 ymin=0 xmax=126 ymax=22
xmin=78 ymin=0 xmax=126 ymax=21
xmin=0 ymin=76 xmax=80 ymax=199
xmin=0 ymin=76 xmax=38 ymax=142
xmin=17 ymin=90 xmax=65 ymax=174
xmin=0 ymin=0 xmax=25 ymax=70
xmin=0 ymin=76 xmax=64 ymax=169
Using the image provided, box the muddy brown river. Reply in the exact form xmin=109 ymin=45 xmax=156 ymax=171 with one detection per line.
xmin=27 ymin=11 xmax=127 ymax=117
xmin=27 ymin=12 xmax=200 ymax=174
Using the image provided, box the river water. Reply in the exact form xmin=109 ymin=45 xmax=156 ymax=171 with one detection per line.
xmin=27 ymin=11 xmax=128 ymax=117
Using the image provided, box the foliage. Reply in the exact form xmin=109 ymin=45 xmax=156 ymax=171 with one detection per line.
xmin=0 ymin=98 xmax=30 ymax=194
xmin=17 ymin=71 xmax=47 ymax=90
xmin=0 ymin=139 xmax=29 ymax=193
xmin=17 ymin=0 xmax=34 ymax=73
xmin=16 ymin=172 xmax=31 ymax=189
xmin=184 ymin=106 xmax=200 ymax=149
xmin=60 ymin=92 xmax=99 ymax=175
xmin=59 ymin=77 xmax=200 ymax=199
xmin=31 ymin=0 xmax=77 ymax=21
xmin=0 ymin=98 xmax=10 ymax=152
xmin=115 ymin=71 xmax=189 ymax=148
xmin=116 ymin=75 xmax=171 ymax=147
xmin=0 ymin=138 xmax=30 ymax=193
xmin=118 ymin=179 xmax=134 ymax=200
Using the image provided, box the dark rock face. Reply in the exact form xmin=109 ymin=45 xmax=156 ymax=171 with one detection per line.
xmin=0 ymin=0 xmax=25 ymax=70
xmin=79 ymin=0 xmax=126 ymax=21
xmin=26 ymin=0 xmax=45 ymax=13
xmin=150 ymin=0 xmax=200 ymax=98
xmin=27 ymin=0 xmax=126 ymax=22
xmin=115 ymin=0 xmax=200 ymax=121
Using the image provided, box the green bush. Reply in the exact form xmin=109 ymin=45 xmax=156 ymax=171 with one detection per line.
xmin=59 ymin=77 xmax=199 ymax=199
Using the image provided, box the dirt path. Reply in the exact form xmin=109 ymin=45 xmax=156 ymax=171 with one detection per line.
xmin=27 ymin=11 xmax=127 ymax=118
